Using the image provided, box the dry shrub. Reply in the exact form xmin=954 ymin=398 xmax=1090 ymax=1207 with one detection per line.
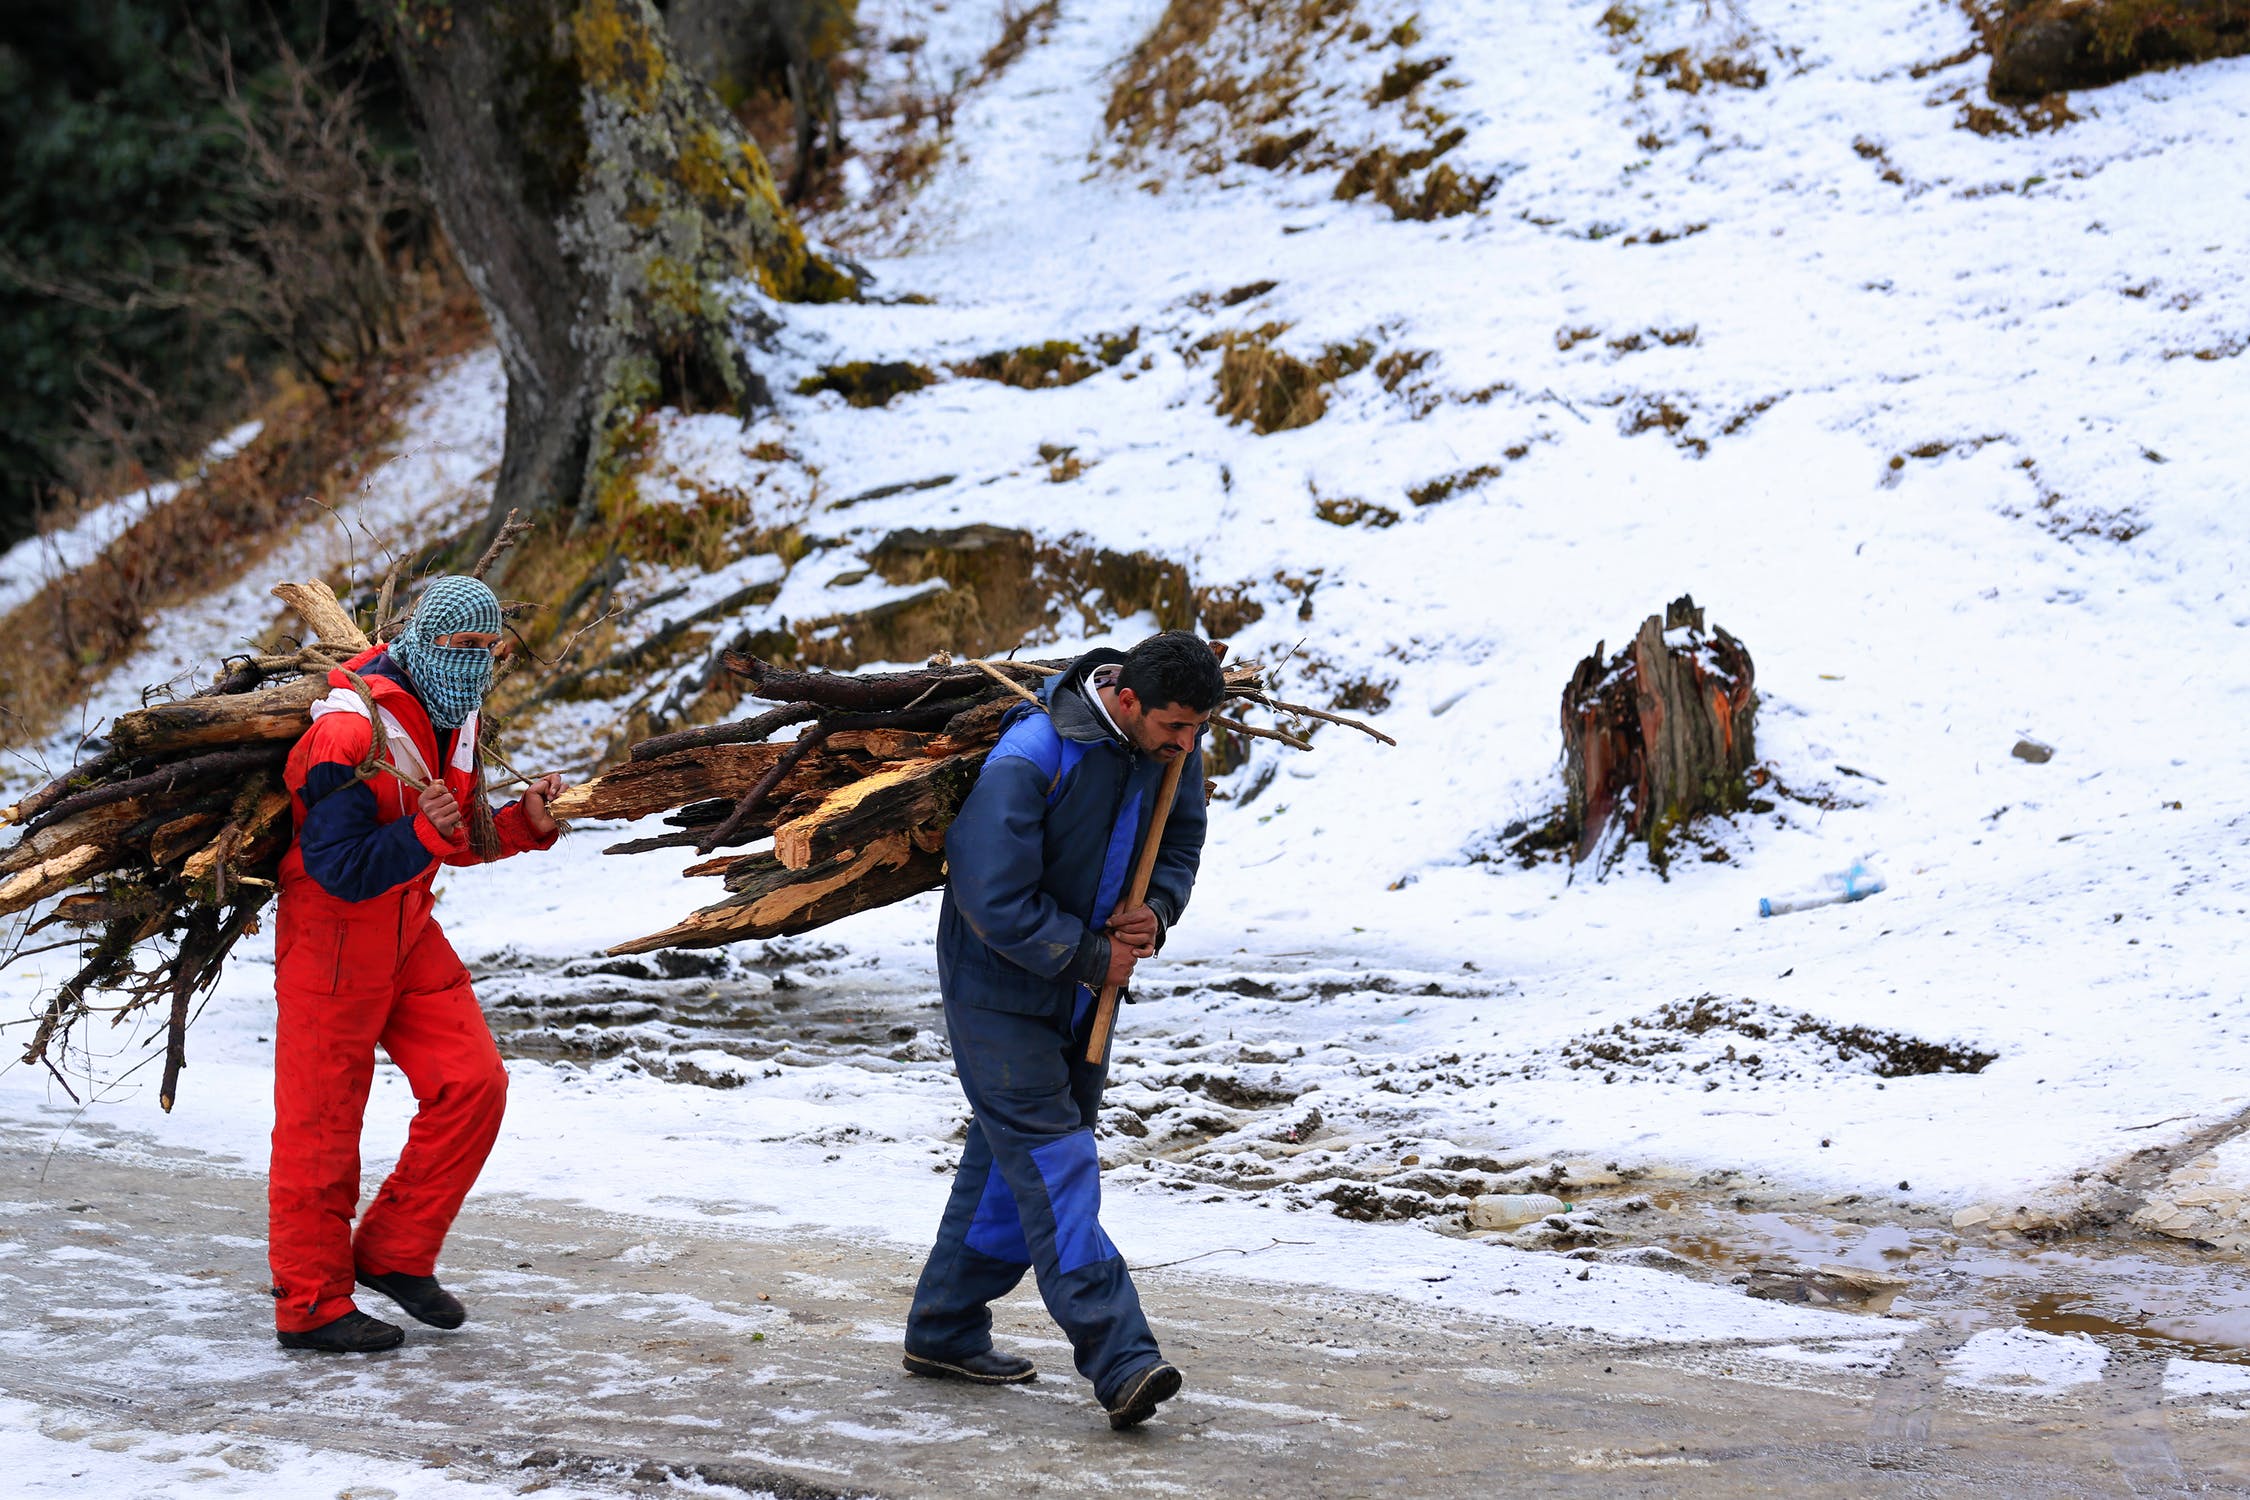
xmin=1107 ymin=0 xmax=1490 ymax=221
xmin=1038 ymin=443 xmax=1088 ymax=482
xmin=0 ymin=294 xmax=487 ymax=749
xmin=1406 ymin=464 xmax=1500 ymax=506
xmin=1209 ymin=325 xmax=1373 ymax=434
xmin=950 ymin=330 xmax=1140 ymax=389
xmin=1313 ymin=494 xmax=1398 ymax=528
xmin=1193 ymin=581 xmax=1265 ymax=639
xmin=1620 ymin=395 xmax=1708 ymax=457
xmin=794 ymin=361 xmax=938 ymax=407
xmin=1639 ymin=45 xmax=1769 ymax=92
xmin=1106 ymin=0 xmax=1356 ymax=170
xmin=1336 ymin=139 xmax=1495 ymax=220
xmin=974 ymin=0 xmax=1061 ymax=85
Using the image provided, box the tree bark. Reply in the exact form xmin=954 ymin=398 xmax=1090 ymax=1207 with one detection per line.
xmin=665 ymin=0 xmax=854 ymax=203
xmin=1561 ymin=595 xmax=1756 ymax=872
xmin=368 ymin=0 xmax=854 ymax=545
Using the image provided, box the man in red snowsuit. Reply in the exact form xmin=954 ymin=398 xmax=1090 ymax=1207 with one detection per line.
xmin=270 ymin=576 xmax=564 ymax=1353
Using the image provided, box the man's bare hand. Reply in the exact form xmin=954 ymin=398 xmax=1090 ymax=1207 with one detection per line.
xmin=418 ymin=783 xmax=464 ymax=840
xmin=1106 ymin=903 xmax=1159 ymax=957
xmin=520 ymin=773 xmax=566 ymax=838
xmin=1102 ymin=939 xmax=1139 ymax=990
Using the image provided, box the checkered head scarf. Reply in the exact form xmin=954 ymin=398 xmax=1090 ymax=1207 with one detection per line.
xmin=391 ymin=576 xmax=501 ymax=729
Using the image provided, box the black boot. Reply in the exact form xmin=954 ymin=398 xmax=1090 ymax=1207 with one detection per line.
xmin=276 ymin=1309 xmax=404 ymax=1353
xmin=356 ymin=1269 xmax=466 ymax=1330
xmin=1105 ymin=1361 xmax=1182 ymax=1430
xmin=903 ymin=1348 xmax=1038 ymax=1385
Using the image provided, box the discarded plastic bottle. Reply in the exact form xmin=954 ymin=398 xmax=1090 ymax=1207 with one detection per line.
xmin=1469 ymin=1193 xmax=1570 ymax=1230
xmin=1759 ymin=860 xmax=1886 ymax=918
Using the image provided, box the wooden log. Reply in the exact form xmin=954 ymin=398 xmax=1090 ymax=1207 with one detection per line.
xmin=0 ymin=844 xmax=114 ymax=918
xmin=824 ymin=728 xmax=939 ymax=760
xmin=0 ymin=749 xmax=127 ymax=830
xmin=550 ymin=741 xmax=792 ymax=822
xmin=1561 ymin=594 xmax=1755 ymax=869
xmin=270 ymin=580 xmax=372 ymax=653
xmin=721 ymin=652 xmax=1057 ymax=711
xmin=33 ymin=889 xmax=169 ymax=932
xmin=0 ymin=800 xmax=149 ymax=878
xmin=607 ymin=834 xmax=946 ymax=953
xmin=771 ymin=751 xmax=986 ymax=871
xmin=109 ymin=675 xmax=324 ymax=757
xmin=181 ymin=786 xmax=291 ymax=885
xmin=628 ymin=702 xmax=818 ymax=762
xmin=29 ymin=745 xmax=290 ymax=832
xmin=149 ymin=810 xmax=226 ymax=867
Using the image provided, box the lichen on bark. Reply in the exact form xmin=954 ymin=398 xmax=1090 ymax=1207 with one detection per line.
xmin=372 ymin=0 xmax=853 ymax=543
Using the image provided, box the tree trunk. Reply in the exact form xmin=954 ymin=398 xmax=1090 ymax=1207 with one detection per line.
xmin=368 ymin=0 xmax=854 ymax=546
xmin=666 ymin=0 xmax=854 ymax=203
xmin=1561 ymin=595 xmax=1756 ymax=872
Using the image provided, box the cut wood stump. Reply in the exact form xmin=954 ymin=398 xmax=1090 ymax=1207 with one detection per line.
xmin=1561 ymin=594 xmax=1756 ymax=871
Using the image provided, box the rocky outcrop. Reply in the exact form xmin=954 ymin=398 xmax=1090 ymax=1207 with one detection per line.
xmin=1986 ymin=0 xmax=2250 ymax=101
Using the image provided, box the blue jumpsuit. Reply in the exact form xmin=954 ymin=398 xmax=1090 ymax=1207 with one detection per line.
xmin=904 ymin=649 xmax=1206 ymax=1406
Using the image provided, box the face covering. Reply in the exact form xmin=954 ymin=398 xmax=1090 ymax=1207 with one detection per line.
xmin=390 ymin=575 xmax=502 ymax=729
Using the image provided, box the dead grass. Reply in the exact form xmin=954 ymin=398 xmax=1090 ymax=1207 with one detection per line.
xmin=1313 ymin=494 xmax=1398 ymax=528
xmin=1406 ymin=464 xmax=1501 ymax=507
xmin=0 ymin=288 xmax=487 ymax=752
xmin=1106 ymin=0 xmax=1484 ymax=217
xmin=1207 ymin=325 xmax=1373 ymax=435
xmin=949 ymin=330 xmax=1140 ymax=389
xmin=973 ymin=1 xmax=1062 ymax=86
xmin=795 ymin=361 xmax=939 ymax=407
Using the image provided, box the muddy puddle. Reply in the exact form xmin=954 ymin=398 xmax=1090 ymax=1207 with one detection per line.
xmin=471 ymin=944 xmax=945 ymax=1077
xmin=1594 ymin=1189 xmax=2250 ymax=1368
xmin=476 ymin=947 xmax=2250 ymax=1372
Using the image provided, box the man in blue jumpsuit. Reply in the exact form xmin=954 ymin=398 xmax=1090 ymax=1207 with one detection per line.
xmin=904 ymin=631 xmax=1223 ymax=1431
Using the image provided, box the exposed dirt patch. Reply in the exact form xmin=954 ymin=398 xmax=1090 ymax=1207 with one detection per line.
xmin=1526 ymin=995 xmax=1997 ymax=1088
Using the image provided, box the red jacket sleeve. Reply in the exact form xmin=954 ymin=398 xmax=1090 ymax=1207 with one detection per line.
xmin=439 ymin=797 xmax=560 ymax=866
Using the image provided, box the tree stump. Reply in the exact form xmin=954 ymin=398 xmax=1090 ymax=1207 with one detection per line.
xmin=1561 ymin=595 xmax=1756 ymax=871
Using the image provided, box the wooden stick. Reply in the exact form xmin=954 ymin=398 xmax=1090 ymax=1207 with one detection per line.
xmin=270 ymin=580 xmax=372 ymax=653
xmin=1256 ymin=697 xmax=1398 ymax=746
xmin=967 ymin=658 xmax=1047 ymax=712
xmin=1210 ymin=713 xmax=1312 ymax=752
xmin=695 ymin=723 xmax=831 ymax=854
xmin=1085 ymin=751 xmax=1188 ymax=1067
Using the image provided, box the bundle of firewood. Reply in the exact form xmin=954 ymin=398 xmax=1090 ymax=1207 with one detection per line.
xmin=554 ymin=647 xmax=1394 ymax=957
xmin=1 ymin=515 xmax=540 ymax=1111
xmin=0 ymin=580 xmax=392 ymax=1109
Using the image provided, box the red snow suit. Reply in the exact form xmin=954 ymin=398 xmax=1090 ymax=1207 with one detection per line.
xmin=269 ymin=645 xmax=555 ymax=1333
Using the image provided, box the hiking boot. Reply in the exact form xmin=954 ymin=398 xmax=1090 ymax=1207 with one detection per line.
xmin=276 ymin=1309 xmax=404 ymax=1353
xmin=1105 ymin=1361 xmax=1182 ymax=1430
xmin=356 ymin=1269 xmax=466 ymax=1330
xmin=902 ymin=1348 xmax=1037 ymax=1385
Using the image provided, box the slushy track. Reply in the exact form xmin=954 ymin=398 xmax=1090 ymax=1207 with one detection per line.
xmin=3 ymin=1119 xmax=2243 ymax=1498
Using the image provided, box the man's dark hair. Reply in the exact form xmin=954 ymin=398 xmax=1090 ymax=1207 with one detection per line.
xmin=1117 ymin=631 xmax=1225 ymax=714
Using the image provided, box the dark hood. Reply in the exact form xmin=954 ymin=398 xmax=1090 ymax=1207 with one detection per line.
xmin=1041 ymin=647 xmax=1129 ymax=746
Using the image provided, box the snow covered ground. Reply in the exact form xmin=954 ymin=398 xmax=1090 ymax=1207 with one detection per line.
xmin=6 ymin=0 xmax=2250 ymax=1405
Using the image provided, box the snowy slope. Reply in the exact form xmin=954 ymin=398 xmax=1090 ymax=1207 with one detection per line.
xmin=5 ymin=0 xmax=2250 ymax=1360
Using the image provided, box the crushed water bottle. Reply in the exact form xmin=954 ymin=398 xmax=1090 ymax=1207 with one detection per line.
xmin=1759 ymin=859 xmax=1886 ymax=918
xmin=1469 ymin=1193 xmax=1571 ymax=1230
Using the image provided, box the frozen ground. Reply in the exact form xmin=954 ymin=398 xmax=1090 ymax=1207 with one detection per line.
xmin=4 ymin=0 xmax=2250 ymax=1489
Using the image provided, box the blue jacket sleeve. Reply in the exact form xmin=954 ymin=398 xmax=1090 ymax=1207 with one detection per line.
xmin=1142 ymin=745 xmax=1206 ymax=947
xmin=297 ymin=761 xmax=440 ymax=902
xmin=945 ymin=753 xmax=1101 ymax=981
